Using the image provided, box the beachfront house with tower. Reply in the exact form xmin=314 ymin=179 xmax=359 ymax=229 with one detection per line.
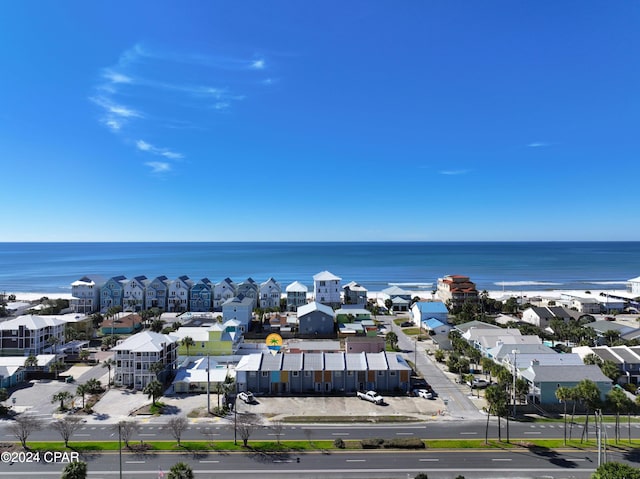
xmin=343 ymin=281 xmax=368 ymax=305
xmin=123 ymin=275 xmax=148 ymax=312
xmin=286 ymin=281 xmax=308 ymax=311
xmin=259 ymin=278 xmax=281 ymax=309
xmin=213 ymin=278 xmax=236 ymax=310
xmin=100 ymin=276 xmax=127 ymax=312
xmin=237 ymin=278 xmax=259 ymax=309
xmin=313 ymin=271 xmax=342 ymax=309
xmin=71 ymin=275 xmax=104 ymax=314
xmin=168 ymin=275 xmax=193 ymax=312
xmin=146 ymin=276 xmax=170 ymax=311
xmin=190 ymin=278 xmax=213 ymax=312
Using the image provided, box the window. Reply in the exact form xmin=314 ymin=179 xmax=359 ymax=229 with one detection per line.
xmin=335 ymin=371 xmax=342 ymax=377
xmin=304 ymin=371 xmax=311 ymax=377
xmin=292 ymin=371 xmax=299 ymax=377
xmin=378 ymin=371 xmax=384 ymax=376
xmin=390 ymin=371 xmax=396 ymax=376
xmin=261 ymin=371 xmax=269 ymax=377
xmin=347 ymin=371 xmax=353 ymax=376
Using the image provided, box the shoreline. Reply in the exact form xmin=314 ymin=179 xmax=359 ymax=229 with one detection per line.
xmin=4 ymin=287 xmax=635 ymax=305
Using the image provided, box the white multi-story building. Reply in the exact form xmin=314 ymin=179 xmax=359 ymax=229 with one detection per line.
xmin=71 ymin=275 xmax=104 ymax=314
xmin=313 ymin=271 xmax=342 ymax=308
xmin=0 ymin=315 xmax=66 ymax=355
xmin=168 ymin=275 xmax=193 ymax=312
xmin=112 ymin=331 xmax=178 ymax=390
xmin=259 ymin=278 xmax=281 ymax=309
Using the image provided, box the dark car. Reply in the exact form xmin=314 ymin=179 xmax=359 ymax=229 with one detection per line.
xmin=400 ymin=321 xmax=413 ymax=327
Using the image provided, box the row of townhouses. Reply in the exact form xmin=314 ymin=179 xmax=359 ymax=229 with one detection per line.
xmin=71 ymin=271 xmax=371 ymax=315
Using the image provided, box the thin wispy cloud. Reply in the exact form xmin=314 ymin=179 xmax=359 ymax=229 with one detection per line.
xmin=103 ymin=70 xmax=133 ymax=84
xmin=527 ymin=142 xmax=550 ymax=148
xmin=439 ymin=169 xmax=470 ymax=175
xmin=145 ymin=161 xmax=171 ymax=173
xmin=136 ymin=139 xmax=183 ymax=160
xmin=91 ymin=43 xmax=278 ymax=174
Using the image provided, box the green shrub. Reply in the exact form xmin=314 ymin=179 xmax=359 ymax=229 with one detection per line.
xmin=361 ymin=437 xmax=384 ymax=449
xmin=333 ymin=438 xmax=345 ymax=449
xmin=383 ymin=438 xmax=425 ymax=449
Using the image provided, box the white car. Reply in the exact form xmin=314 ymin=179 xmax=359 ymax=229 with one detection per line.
xmin=413 ymin=389 xmax=433 ymax=399
xmin=357 ymin=390 xmax=384 ymax=405
xmin=466 ymin=378 xmax=489 ymax=389
xmin=237 ymin=391 xmax=255 ymax=403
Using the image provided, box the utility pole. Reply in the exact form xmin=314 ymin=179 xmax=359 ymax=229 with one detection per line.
xmin=118 ymin=422 xmax=122 ymax=479
xmin=206 ymin=354 xmax=211 ymax=414
xmin=512 ymin=349 xmax=519 ymax=418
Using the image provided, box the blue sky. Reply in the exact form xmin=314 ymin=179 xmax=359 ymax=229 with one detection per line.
xmin=1 ymin=1 xmax=638 ymax=241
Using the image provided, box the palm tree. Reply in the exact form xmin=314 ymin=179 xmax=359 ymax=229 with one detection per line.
xmin=555 ymin=386 xmax=572 ymax=445
xmin=24 ymin=354 xmax=38 ymax=369
xmin=52 ymin=391 xmax=73 ymax=411
xmin=49 ymin=360 xmax=65 ymax=379
xmin=76 ymin=384 xmax=90 ymax=409
xmin=61 ymin=460 xmax=88 ymax=479
xmin=149 ymin=361 xmax=165 ymax=381
xmin=168 ymin=462 xmax=194 ymax=479
xmin=144 ymin=379 xmax=163 ymax=406
xmin=102 ymin=358 xmax=115 ymax=389
xmin=577 ymin=379 xmax=601 ymax=443
xmin=385 ymin=331 xmax=398 ymax=351
xmin=606 ymin=387 xmax=629 ymax=444
xmin=150 ymin=319 xmax=164 ymax=333
xmin=181 ymin=336 xmax=195 ymax=356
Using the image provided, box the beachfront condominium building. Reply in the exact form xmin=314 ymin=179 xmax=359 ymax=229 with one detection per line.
xmin=112 ymin=331 xmax=178 ymax=390
xmin=71 ymin=275 xmax=104 ymax=314
xmin=0 ymin=315 xmax=66 ymax=355
xmin=313 ymin=271 xmax=342 ymax=309
xmin=168 ymin=275 xmax=193 ymax=312
xmin=437 ymin=275 xmax=479 ymax=311
xmin=146 ymin=276 xmax=170 ymax=311
xmin=343 ymin=281 xmax=368 ymax=305
xmin=285 ymin=281 xmax=308 ymax=312
xmin=123 ymin=275 xmax=148 ymax=312
xmin=237 ymin=278 xmax=259 ymax=309
xmin=213 ymin=278 xmax=237 ymax=310
xmin=259 ymin=278 xmax=281 ymax=309
xmin=100 ymin=276 xmax=128 ymax=312
xmin=190 ymin=278 xmax=213 ymax=312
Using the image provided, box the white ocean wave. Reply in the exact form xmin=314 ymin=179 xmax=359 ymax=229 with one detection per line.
xmin=583 ymin=281 xmax=628 ymax=285
xmin=388 ymin=282 xmax=433 ymax=287
xmin=494 ymin=281 xmax=563 ymax=287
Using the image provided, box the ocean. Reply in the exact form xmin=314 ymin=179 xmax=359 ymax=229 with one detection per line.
xmin=0 ymin=242 xmax=638 ymax=294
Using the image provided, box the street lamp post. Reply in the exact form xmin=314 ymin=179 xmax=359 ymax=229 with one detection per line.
xmin=512 ymin=349 xmax=519 ymax=418
xmin=118 ymin=422 xmax=122 ymax=479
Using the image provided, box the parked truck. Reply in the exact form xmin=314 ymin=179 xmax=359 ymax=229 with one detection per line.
xmin=357 ymin=390 xmax=383 ymax=405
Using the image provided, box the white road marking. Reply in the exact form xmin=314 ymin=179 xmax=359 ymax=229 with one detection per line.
xmin=331 ymin=432 xmax=349 ymax=436
xmin=524 ymin=431 xmax=542 ymax=435
xmin=460 ymin=432 xmax=477 ymax=435
xmin=199 ymin=460 xmax=220 ymax=463
xmin=396 ymin=432 xmax=414 ymax=435
xmin=419 ymin=458 xmax=439 ymax=462
xmin=346 ymin=459 xmax=366 ymax=462
xmin=492 ymin=458 xmax=512 ymax=462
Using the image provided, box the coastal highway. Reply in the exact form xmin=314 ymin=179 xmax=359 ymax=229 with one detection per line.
xmin=0 ymin=448 xmax=623 ymax=479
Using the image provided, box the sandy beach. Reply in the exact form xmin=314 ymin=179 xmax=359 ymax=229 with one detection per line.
xmin=5 ymin=288 xmax=635 ymax=305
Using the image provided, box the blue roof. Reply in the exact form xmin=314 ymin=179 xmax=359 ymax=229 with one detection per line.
xmin=415 ymin=302 xmax=448 ymax=313
xmin=422 ymin=318 xmax=448 ymax=329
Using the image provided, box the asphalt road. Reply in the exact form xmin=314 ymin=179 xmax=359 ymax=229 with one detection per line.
xmin=0 ymin=448 xmax=628 ymax=479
